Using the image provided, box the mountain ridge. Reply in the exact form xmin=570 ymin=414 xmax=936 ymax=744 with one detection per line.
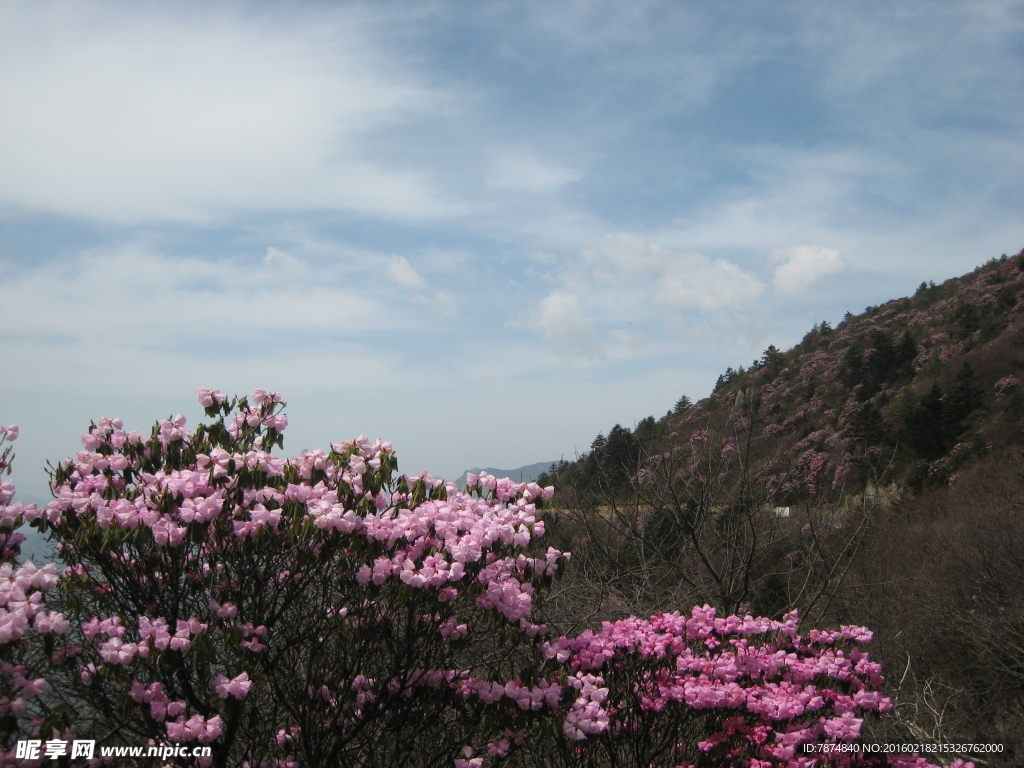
xmin=540 ymin=249 xmax=1024 ymax=500
xmin=453 ymin=461 xmax=556 ymax=490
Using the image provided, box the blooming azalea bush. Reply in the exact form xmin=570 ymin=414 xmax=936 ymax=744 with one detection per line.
xmin=0 ymin=424 xmax=71 ymax=759
xmin=993 ymin=375 xmax=1020 ymax=398
xmin=0 ymin=391 xmax=970 ymax=767
xmin=532 ymin=610 xmax=963 ymax=767
xmin=15 ymin=390 xmax=570 ymax=767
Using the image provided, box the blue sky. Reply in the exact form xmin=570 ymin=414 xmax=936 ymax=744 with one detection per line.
xmin=2 ymin=0 xmax=1023 ymax=505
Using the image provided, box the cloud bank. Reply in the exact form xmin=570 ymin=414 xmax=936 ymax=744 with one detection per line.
xmin=0 ymin=2 xmax=455 ymax=223
xmin=527 ymin=234 xmax=766 ymax=358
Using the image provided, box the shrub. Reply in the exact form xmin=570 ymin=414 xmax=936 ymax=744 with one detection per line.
xmin=0 ymin=392 xmax=964 ymax=767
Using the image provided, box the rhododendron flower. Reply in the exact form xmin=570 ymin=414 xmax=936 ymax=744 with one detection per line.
xmin=215 ymin=671 xmax=252 ymax=699
xmin=33 ymin=610 xmax=69 ymax=634
xmin=99 ymin=637 xmax=139 ymax=665
xmin=196 ymin=387 xmax=227 ymax=408
xmin=454 ymin=746 xmax=483 ymax=768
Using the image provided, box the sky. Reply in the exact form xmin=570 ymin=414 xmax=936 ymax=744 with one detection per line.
xmin=2 ymin=0 xmax=1024 ymax=507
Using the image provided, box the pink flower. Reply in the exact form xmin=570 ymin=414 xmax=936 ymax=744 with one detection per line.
xmin=208 ymin=600 xmax=238 ymax=619
xmin=822 ymin=714 xmax=863 ymax=739
xmin=34 ymin=610 xmax=69 ymax=634
xmin=995 ymin=376 xmax=1020 ymax=398
xmin=214 ymin=671 xmax=252 ymax=699
xmin=19 ymin=677 xmax=47 ymax=698
xmin=99 ymin=637 xmax=139 ymax=665
xmin=81 ymin=617 xmax=102 ymax=639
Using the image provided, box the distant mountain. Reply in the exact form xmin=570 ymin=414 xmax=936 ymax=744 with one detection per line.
xmin=453 ymin=461 xmax=557 ymax=490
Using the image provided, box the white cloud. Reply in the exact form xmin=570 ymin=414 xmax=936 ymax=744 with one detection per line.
xmin=0 ymin=2 xmax=459 ymax=222
xmin=655 ymin=255 xmax=764 ymax=312
xmin=387 ymin=255 xmax=426 ymax=289
xmin=263 ymin=247 xmax=308 ymax=275
xmin=583 ymin=233 xmax=765 ymax=311
xmin=0 ymin=245 xmax=413 ymax=349
xmin=608 ymin=328 xmax=647 ymax=349
xmin=528 ymin=290 xmax=605 ymax=360
xmin=771 ymin=244 xmax=849 ymax=295
xmin=431 ymin=291 xmax=459 ymax=318
xmin=582 ymin=233 xmax=665 ymax=285
xmin=525 ymin=234 xmax=765 ymax=358
xmin=485 ymin=149 xmax=581 ymax=193
xmin=527 ymin=250 xmax=559 ymax=265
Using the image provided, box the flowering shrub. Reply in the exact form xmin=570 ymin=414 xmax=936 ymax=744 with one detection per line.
xmin=16 ymin=390 xmax=572 ymax=766
xmin=536 ymin=609 xmax=979 ymax=767
xmin=994 ymin=376 xmax=1020 ymax=399
xmin=0 ymin=392 xmax=969 ymax=766
xmin=0 ymin=424 xmax=71 ymax=759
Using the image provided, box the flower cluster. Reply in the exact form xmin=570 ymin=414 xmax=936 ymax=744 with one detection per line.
xmin=0 ymin=427 xmax=73 ymax=763
xmin=8 ymin=390 xmax=572 ymax=764
xmin=532 ymin=607 xmax=912 ymax=765
xmin=994 ymin=375 xmax=1020 ymax=398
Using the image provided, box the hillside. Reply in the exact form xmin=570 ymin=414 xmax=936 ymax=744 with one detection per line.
xmin=541 ymin=249 xmax=1024 ymax=501
xmin=533 ymin=249 xmax=1024 ymax=762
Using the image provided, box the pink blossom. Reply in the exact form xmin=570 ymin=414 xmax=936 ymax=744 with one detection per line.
xmin=995 ymin=375 xmax=1021 ymax=398
xmin=33 ymin=610 xmax=69 ymax=634
xmin=196 ymin=388 xmax=219 ymax=408
xmin=214 ymin=671 xmax=252 ymax=699
xmin=99 ymin=637 xmax=139 ymax=665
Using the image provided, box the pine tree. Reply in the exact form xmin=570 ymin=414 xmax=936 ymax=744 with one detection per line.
xmin=942 ymin=363 xmax=984 ymax=445
xmin=909 ymin=383 xmax=946 ymax=459
xmin=760 ymin=345 xmax=784 ymax=372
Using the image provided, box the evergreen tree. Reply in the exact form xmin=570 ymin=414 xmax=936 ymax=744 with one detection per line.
xmin=849 ymin=403 xmax=889 ymax=450
xmin=942 ymin=363 xmax=984 ymax=445
xmin=909 ymin=383 xmax=946 ymax=460
xmin=597 ymin=424 xmax=640 ymax=492
xmin=760 ymin=344 xmax=784 ymax=369
xmin=673 ymin=395 xmax=693 ymax=414
xmin=634 ymin=415 xmax=657 ymax=445
xmin=895 ymin=330 xmax=917 ymax=379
